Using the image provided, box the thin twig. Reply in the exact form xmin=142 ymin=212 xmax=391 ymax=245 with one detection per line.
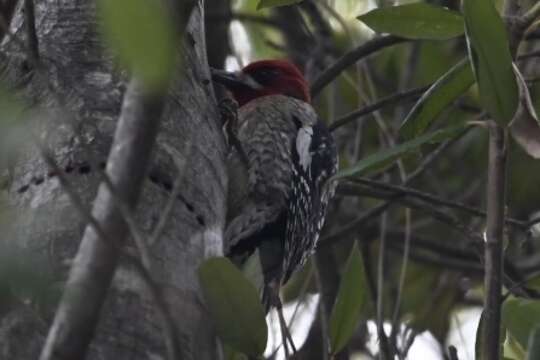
xmin=321 ymin=133 xmax=464 ymax=247
xmin=522 ymin=2 xmax=540 ymax=29
xmin=390 ymin=207 xmax=411 ymax=353
xmin=121 ymin=254 xmax=183 ymax=360
xmin=311 ymin=36 xmax=409 ymax=97
xmin=527 ymin=217 xmax=540 ymax=228
xmin=517 ymin=49 xmax=540 ymax=61
xmin=148 ymin=143 xmax=191 ymax=247
xmin=36 ymin=144 xmax=181 ymax=360
xmin=314 ymin=248 xmax=339 ymax=359
xmin=387 ymin=241 xmax=483 ymax=273
xmin=376 ymin=211 xmax=391 ymax=360
xmin=329 ymin=85 xmax=429 ymax=132
xmin=360 ymin=242 xmax=392 ymax=359
xmin=206 ymin=12 xmax=280 ymax=29
xmin=347 ymin=178 xmax=528 ymax=229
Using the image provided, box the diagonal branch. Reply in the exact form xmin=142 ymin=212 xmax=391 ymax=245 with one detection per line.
xmin=320 ymin=133 xmax=462 ymax=247
xmin=347 ymin=177 xmax=527 ymax=229
xmin=37 ymin=144 xmax=182 ymax=360
xmin=310 ymin=36 xmax=409 ymax=97
xmin=329 ymin=85 xmax=429 ymax=132
xmin=39 ymin=78 xmax=168 ymax=360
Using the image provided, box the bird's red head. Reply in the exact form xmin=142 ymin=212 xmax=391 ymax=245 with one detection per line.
xmin=211 ymin=60 xmax=310 ymax=106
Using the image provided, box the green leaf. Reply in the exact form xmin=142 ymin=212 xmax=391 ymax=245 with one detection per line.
xmin=97 ymin=0 xmax=176 ymax=90
xmin=503 ymin=298 xmax=540 ymax=351
xmin=527 ymin=327 xmax=540 ymax=360
xmin=400 ymin=59 xmax=475 ymax=139
xmin=223 ymin=344 xmax=249 ymax=360
xmin=509 ymin=64 xmax=540 ymax=159
xmin=463 ymin=0 xmax=518 ymax=124
xmin=333 ymin=125 xmax=465 ymax=179
xmin=505 ymin=331 xmax=526 ymax=360
xmin=329 ymin=242 xmax=367 ymax=354
xmin=198 ymin=257 xmax=267 ymax=356
xmin=256 ymin=0 xmax=303 ymax=10
xmin=357 ymin=3 xmax=464 ymax=40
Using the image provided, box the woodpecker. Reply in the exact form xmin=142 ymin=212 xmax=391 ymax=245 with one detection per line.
xmin=211 ymin=60 xmax=337 ymax=310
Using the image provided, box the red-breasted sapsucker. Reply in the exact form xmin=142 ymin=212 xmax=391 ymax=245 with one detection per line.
xmin=211 ymin=60 xmax=337 ymax=310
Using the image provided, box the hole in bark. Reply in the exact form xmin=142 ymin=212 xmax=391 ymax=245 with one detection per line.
xmin=21 ymin=60 xmax=30 ymax=73
xmin=78 ymin=164 xmax=91 ymax=174
xmin=186 ymin=32 xmax=196 ymax=47
xmin=65 ymin=164 xmax=74 ymax=173
xmin=180 ymin=197 xmax=194 ymax=212
xmin=33 ymin=177 xmax=44 ymax=185
xmin=17 ymin=184 xmax=29 ymax=193
xmin=148 ymin=173 xmax=159 ymax=183
xmin=196 ymin=215 xmax=205 ymax=226
xmin=162 ymin=180 xmax=172 ymax=191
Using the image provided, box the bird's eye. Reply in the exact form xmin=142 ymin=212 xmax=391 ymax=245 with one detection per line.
xmin=252 ymin=68 xmax=279 ymax=84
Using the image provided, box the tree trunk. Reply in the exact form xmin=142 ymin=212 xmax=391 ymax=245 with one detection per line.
xmin=0 ymin=1 xmax=225 ymax=359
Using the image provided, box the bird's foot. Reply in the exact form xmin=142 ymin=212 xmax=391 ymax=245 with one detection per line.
xmin=268 ymin=282 xmax=297 ymax=357
xmin=218 ymin=98 xmax=249 ymax=166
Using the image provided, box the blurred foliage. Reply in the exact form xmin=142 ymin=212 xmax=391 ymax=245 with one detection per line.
xmin=400 ymin=59 xmax=474 ymax=139
xmin=0 ymin=86 xmax=60 ymax=320
xmin=199 ymin=257 xmax=268 ymax=356
xmin=463 ymin=0 xmax=518 ymax=124
xmin=329 ymin=242 xmax=367 ymax=354
xmin=97 ymin=0 xmax=177 ymax=91
xmin=257 ymin=0 xmax=303 ymax=10
xmin=358 ymin=3 xmax=464 ymax=40
xmin=334 ymin=124 xmax=466 ymax=179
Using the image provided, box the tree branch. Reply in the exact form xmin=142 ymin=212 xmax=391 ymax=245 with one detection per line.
xmin=39 ymin=78 xmax=168 ymax=360
xmin=329 ymin=85 xmax=429 ymax=132
xmin=347 ymin=177 xmax=527 ymax=230
xmin=320 ymin=134 xmax=462 ymax=247
xmin=482 ymin=121 xmax=507 ymax=360
xmin=310 ymin=36 xmax=409 ymax=97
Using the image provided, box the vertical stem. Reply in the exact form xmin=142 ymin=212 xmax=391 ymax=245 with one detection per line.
xmin=482 ymin=121 xmax=507 ymax=360
xmin=313 ymin=252 xmax=333 ymax=360
xmin=376 ymin=212 xmax=391 ymax=360
xmin=314 ymin=247 xmax=348 ymax=359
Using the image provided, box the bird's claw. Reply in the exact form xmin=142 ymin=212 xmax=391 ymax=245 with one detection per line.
xmin=219 ymin=98 xmax=249 ymax=167
xmin=218 ymin=98 xmax=239 ymax=128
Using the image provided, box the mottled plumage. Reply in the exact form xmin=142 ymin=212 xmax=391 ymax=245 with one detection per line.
xmin=211 ymin=60 xmax=337 ymax=309
xmin=225 ymin=95 xmax=337 ymax=295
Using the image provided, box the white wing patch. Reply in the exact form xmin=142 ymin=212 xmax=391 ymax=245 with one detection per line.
xmin=296 ymin=125 xmax=313 ymax=171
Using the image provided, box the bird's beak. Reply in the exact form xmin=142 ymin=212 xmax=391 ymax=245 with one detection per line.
xmin=210 ymin=68 xmax=262 ymax=90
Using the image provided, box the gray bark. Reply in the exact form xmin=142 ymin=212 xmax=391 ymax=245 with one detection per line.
xmin=1 ymin=0 xmax=225 ymax=359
